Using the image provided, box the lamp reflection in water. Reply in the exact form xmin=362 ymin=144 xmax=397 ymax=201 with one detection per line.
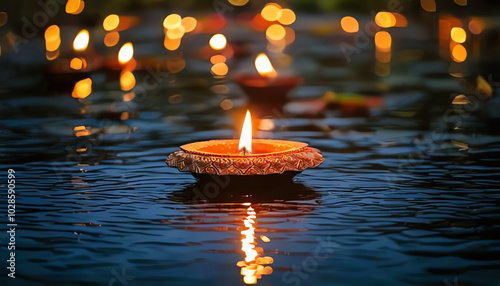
xmin=168 ymin=182 xmax=320 ymax=284
xmin=238 ymin=203 xmax=273 ymax=284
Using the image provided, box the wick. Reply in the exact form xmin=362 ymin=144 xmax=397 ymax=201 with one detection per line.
xmin=240 ymin=147 xmax=251 ymax=156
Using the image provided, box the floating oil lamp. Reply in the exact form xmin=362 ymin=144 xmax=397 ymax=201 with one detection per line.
xmin=234 ymin=53 xmax=302 ymax=116
xmin=166 ymin=110 xmax=324 ymax=186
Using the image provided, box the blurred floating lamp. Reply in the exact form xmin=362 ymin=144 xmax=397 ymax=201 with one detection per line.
xmin=166 ymin=110 xmax=324 ymax=186
xmin=235 ymin=53 xmax=302 ymax=106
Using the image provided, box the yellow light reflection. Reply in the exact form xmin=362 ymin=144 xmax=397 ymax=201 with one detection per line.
xmin=375 ymin=12 xmax=396 ymax=28
xmin=266 ymin=24 xmax=286 ymax=41
xmin=181 ymin=17 xmax=197 ymax=33
xmin=103 ymin=14 xmax=120 ymax=31
xmin=44 ymin=25 xmax=60 ymax=52
xmin=451 ymin=43 xmax=467 ymax=62
xmin=73 ymin=29 xmax=89 ymax=52
xmin=166 ymin=26 xmax=185 ymax=40
xmin=340 ymin=16 xmax=359 ymax=33
xmin=393 ymin=13 xmax=408 ymax=27
xmin=70 ymin=57 xmax=87 ymax=70
xmin=72 ymin=78 xmax=92 ymax=99
xmin=450 ymin=27 xmax=466 ymax=43
xmin=104 ymin=31 xmax=120 ymax=47
xmin=229 ymin=0 xmax=249 ymax=6
xmin=421 ymin=0 xmax=436 ymax=12
xmin=210 ymin=55 xmax=227 ymax=64
xmin=164 ymin=35 xmax=182 ymax=51
xmin=454 ymin=0 xmax=467 ymax=6
xmin=278 ymin=9 xmax=295 ymax=25
xmin=261 ymin=3 xmax=282 ymax=22
xmin=211 ymin=62 xmax=229 ymax=76
xmin=237 ymin=204 xmax=274 ymax=285
xmin=118 ymin=42 xmax=134 ymax=64
xmin=120 ymin=70 xmax=136 ymax=91
xmin=65 ymin=0 xmax=81 ymax=14
xmin=163 ymin=14 xmax=182 ymax=29
xmin=209 ymin=34 xmax=227 ymax=50
xmin=255 ymin=53 xmax=277 ymax=78
xmin=375 ymin=31 xmax=391 ymax=51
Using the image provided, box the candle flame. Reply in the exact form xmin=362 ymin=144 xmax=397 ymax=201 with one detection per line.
xmin=118 ymin=42 xmax=134 ymax=64
xmin=255 ymin=53 xmax=277 ymax=78
xmin=239 ymin=110 xmax=252 ymax=153
xmin=73 ymin=29 xmax=89 ymax=52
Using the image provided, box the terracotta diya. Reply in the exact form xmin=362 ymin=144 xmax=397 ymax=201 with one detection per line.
xmin=234 ymin=53 xmax=302 ymax=106
xmin=166 ymin=110 xmax=324 ymax=186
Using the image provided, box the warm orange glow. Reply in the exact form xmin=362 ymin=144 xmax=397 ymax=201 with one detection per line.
xmin=181 ymin=17 xmax=197 ymax=33
xmin=469 ymin=17 xmax=485 ymax=35
xmin=166 ymin=26 xmax=185 ymax=40
xmin=340 ymin=16 xmax=359 ymax=33
xmin=451 ymin=27 xmax=466 ymax=43
xmin=211 ymin=62 xmax=229 ymax=76
xmin=0 ymin=12 xmax=7 ymax=27
xmin=210 ymin=55 xmax=227 ymax=64
xmin=258 ymin=119 xmax=275 ymax=131
xmin=375 ymin=31 xmax=391 ymax=51
xmin=104 ymin=31 xmax=120 ymax=47
xmin=65 ymin=0 xmax=81 ymax=14
xmin=266 ymin=24 xmax=286 ymax=41
xmin=421 ymin=0 xmax=436 ymax=12
xmin=70 ymin=57 xmax=87 ymax=70
xmin=74 ymin=0 xmax=85 ymax=14
xmin=451 ymin=44 xmax=467 ymax=62
xmin=239 ymin=110 xmax=252 ymax=153
xmin=120 ymin=70 xmax=136 ymax=91
xmin=209 ymin=34 xmax=227 ymax=50
xmin=393 ymin=13 xmax=408 ymax=27
xmin=261 ymin=3 xmax=282 ymax=22
xmin=164 ymin=35 xmax=182 ymax=51
xmin=255 ymin=53 xmax=277 ymax=78
xmin=103 ymin=14 xmax=120 ymax=31
xmin=118 ymin=42 xmax=134 ymax=64
xmin=73 ymin=29 xmax=89 ymax=52
xmin=284 ymin=26 xmax=295 ymax=45
xmin=72 ymin=78 xmax=92 ymax=99
xmin=278 ymin=9 xmax=296 ymax=25
xmin=454 ymin=0 xmax=467 ymax=6
xmin=44 ymin=25 xmax=60 ymax=52
xmin=375 ymin=12 xmax=396 ymax=28
xmin=163 ymin=14 xmax=182 ymax=29
xmin=238 ymin=204 xmax=274 ymax=285
xmin=228 ymin=0 xmax=249 ymax=6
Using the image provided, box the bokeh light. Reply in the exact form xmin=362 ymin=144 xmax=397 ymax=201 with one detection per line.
xmin=278 ymin=9 xmax=296 ymax=25
xmin=103 ymin=14 xmax=120 ymax=31
xmin=375 ymin=12 xmax=396 ymax=28
xmin=340 ymin=16 xmax=359 ymax=33
xmin=266 ymin=24 xmax=286 ymax=41
xmin=72 ymin=78 xmax=92 ymax=98
xmin=451 ymin=44 xmax=467 ymax=62
xmin=375 ymin=31 xmax=391 ymax=51
xmin=163 ymin=14 xmax=182 ymax=29
xmin=104 ymin=31 xmax=120 ymax=47
xmin=181 ymin=17 xmax=197 ymax=33
xmin=0 ymin=12 xmax=7 ymax=27
xmin=421 ymin=0 xmax=436 ymax=12
xmin=70 ymin=57 xmax=87 ymax=70
xmin=120 ymin=70 xmax=136 ymax=91
xmin=228 ymin=0 xmax=249 ymax=6
xmin=261 ymin=4 xmax=282 ymax=22
xmin=451 ymin=27 xmax=466 ymax=43
xmin=118 ymin=42 xmax=134 ymax=64
xmin=211 ymin=62 xmax=229 ymax=76
xmin=209 ymin=34 xmax=227 ymax=50
xmin=44 ymin=25 xmax=60 ymax=52
xmin=73 ymin=29 xmax=89 ymax=52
